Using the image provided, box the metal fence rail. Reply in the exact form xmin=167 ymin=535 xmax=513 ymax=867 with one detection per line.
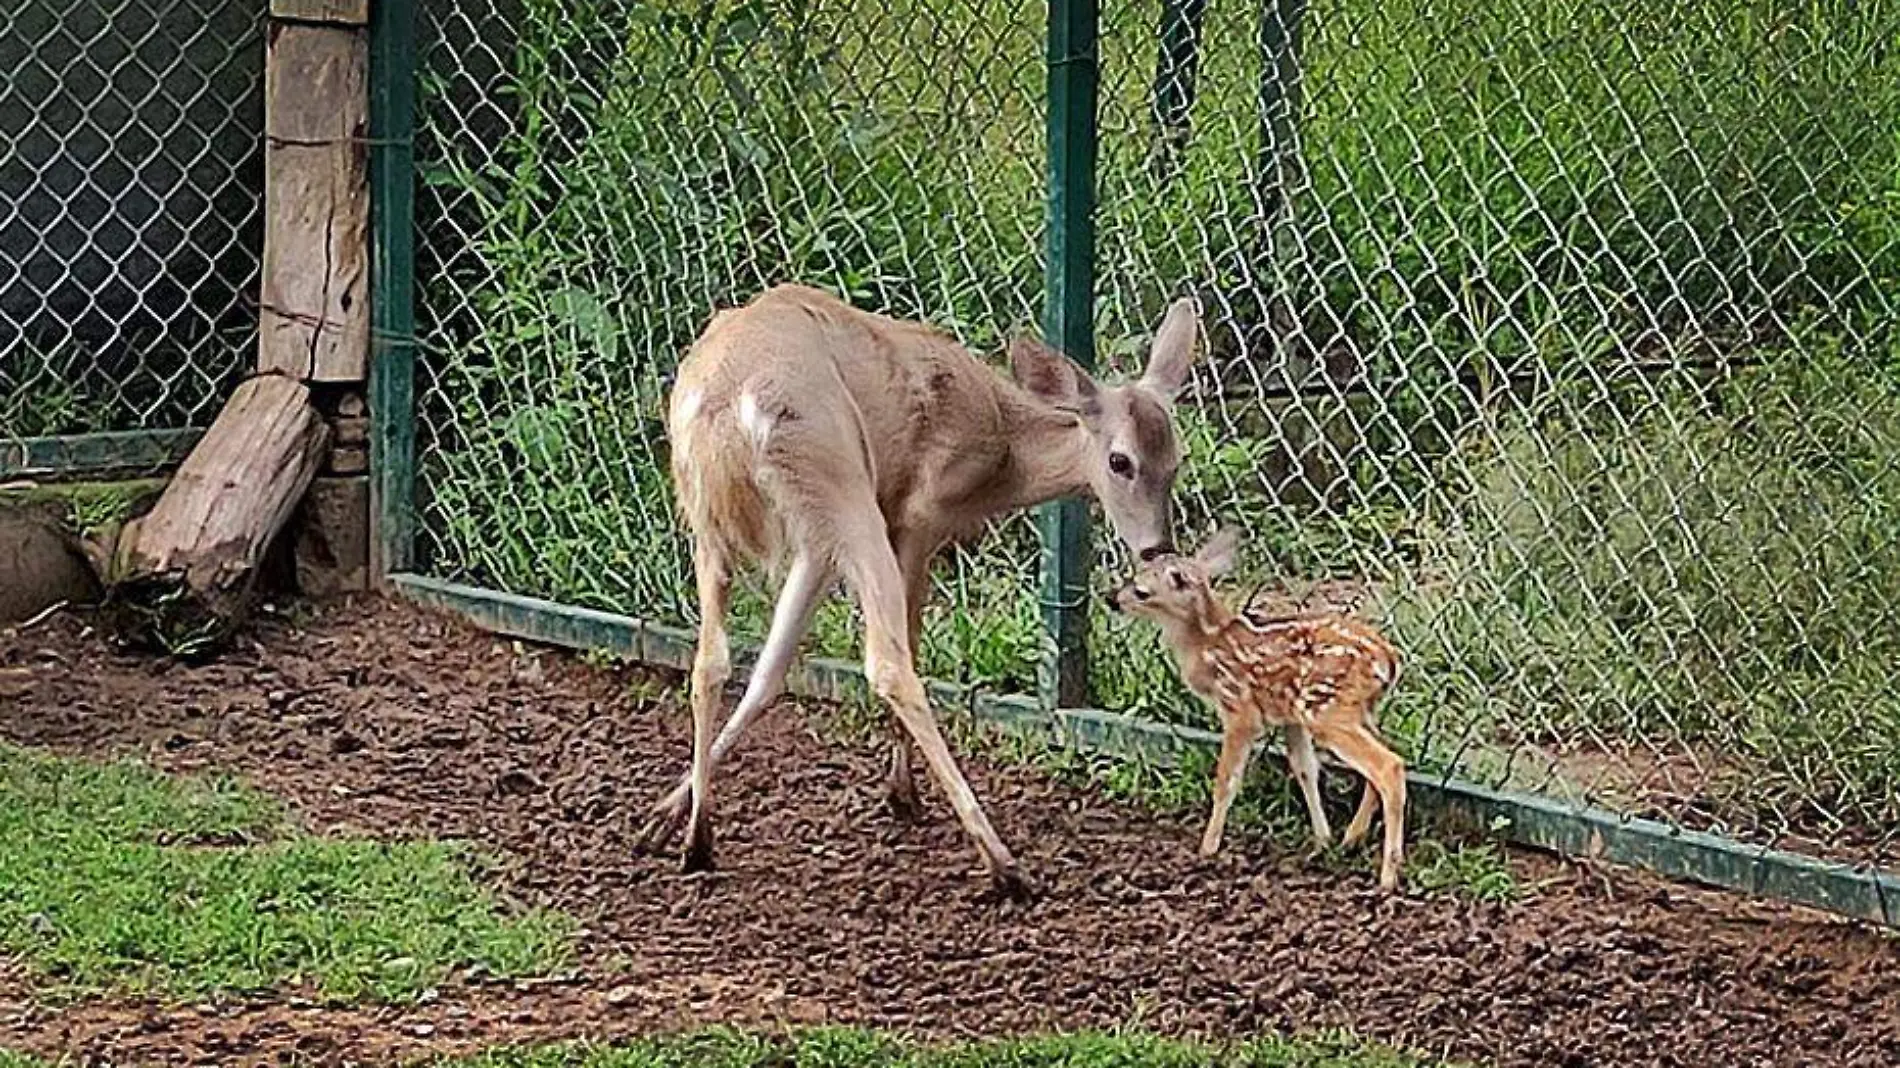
xmin=0 ymin=0 xmax=264 ymax=441
xmin=405 ymin=0 xmax=1900 ymax=879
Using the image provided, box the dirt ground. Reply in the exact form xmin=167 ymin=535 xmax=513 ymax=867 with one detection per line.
xmin=1 ymin=596 xmax=1897 ymax=1067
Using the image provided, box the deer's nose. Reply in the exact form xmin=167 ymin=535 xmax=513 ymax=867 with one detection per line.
xmin=1138 ymin=543 xmax=1171 ymax=562
xmin=1104 ymin=588 xmax=1123 ymax=613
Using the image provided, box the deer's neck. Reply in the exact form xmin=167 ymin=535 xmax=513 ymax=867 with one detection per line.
xmin=990 ymin=386 xmax=1093 ymax=512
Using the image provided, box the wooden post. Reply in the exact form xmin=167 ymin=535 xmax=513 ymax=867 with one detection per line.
xmin=102 ymin=0 xmax=372 ymax=654
xmin=266 ymin=0 xmax=375 ymax=596
xmin=259 ymin=20 xmax=370 ymax=381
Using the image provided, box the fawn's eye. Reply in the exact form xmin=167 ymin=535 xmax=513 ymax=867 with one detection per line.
xmin=1131 ymin=586 xmax=1151 ymax=601
xmin=1107 ymin=452 xmax=1135 ymax=479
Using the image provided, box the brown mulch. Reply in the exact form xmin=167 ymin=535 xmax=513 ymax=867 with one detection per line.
xmin=0 ymin=596 xmax=1896 ymax=1067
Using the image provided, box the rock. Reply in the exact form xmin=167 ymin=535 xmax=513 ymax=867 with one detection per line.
xmin=0 ymin=510 xmax=101 ymax=623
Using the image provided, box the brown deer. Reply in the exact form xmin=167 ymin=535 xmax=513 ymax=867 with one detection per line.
xmin=1107 ymin=528 xmax=1409 ymax=891
xmin=640 ymin=283 xmax=1203 ymax=898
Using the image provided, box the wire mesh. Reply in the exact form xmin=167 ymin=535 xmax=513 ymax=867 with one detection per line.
xmin=412 ymin=0 xmax=1900 ymax=864
xmin=1 ymin=0 xmax=264 ymax=439
xmin=413 ymin=0 xmax=1052 ymax=690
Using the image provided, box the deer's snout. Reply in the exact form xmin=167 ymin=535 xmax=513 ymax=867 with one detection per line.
xmin=1104 ymin=586 xmax=1125 ymax=613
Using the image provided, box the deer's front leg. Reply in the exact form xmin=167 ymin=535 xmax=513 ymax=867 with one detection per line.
xmin=1200 ymin=711 xmax=1261 ymax=858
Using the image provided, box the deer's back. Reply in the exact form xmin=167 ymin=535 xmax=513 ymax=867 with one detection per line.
xmin=669 ymin=285 xmax=1012 ymax=553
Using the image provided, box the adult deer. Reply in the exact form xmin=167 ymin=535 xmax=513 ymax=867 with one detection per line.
xmin=640 ymin=283 xmax=1202 ymax=897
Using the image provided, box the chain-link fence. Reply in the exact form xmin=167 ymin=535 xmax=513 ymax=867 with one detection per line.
xmin=1 ymin=0 xmax=263 ymax=441
xmin=410 ymin=0 xmax=1900 ymax=869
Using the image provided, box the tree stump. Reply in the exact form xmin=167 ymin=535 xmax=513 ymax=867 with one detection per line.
xmin=104 ymin=373 xmax=330 ymax=657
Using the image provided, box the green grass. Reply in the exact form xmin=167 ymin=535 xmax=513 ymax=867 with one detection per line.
xmin=430 ymin=1026 xmax=1465 ymax=1068
xmin=0 ymin=743 xmax=571 ymax=1001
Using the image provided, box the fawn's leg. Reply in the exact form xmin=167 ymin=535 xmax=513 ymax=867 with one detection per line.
xmin=1200 ymin=716 xmax=1262 ymax=858
xmin=638 ymin=551 xmax=832 ymax=853
xmin=1341 ymin=781 xmax=1380 ymax=847
xmin=1315 ymin=723 xmax=1408 ymax=891
xmin=1341 ymin=702 xmax=1388 ymax=847
xmin=1284 ymin=723 xmax=1332 ymax=847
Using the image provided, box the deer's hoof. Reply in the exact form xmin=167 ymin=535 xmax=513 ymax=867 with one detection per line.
xmin=987 ymin=866 xmax=1037 ymax=904
xmin=884 ymin=782 xmax=924 ymax=823
xmin=683 ymin=822 xmax=715 ymax=874
xmin=634 ymin=804 xmax=687 ymax=855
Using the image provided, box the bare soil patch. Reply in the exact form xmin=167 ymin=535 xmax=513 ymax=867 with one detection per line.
xmin=1 ymin=597 xmax=1896 ymax=1067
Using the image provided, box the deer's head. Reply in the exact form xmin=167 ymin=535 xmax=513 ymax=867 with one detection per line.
xmin=1106 ymin=526 xmax=1240 ymax=625
xmin=1009 ymin=297 xmax=1202 ymax=561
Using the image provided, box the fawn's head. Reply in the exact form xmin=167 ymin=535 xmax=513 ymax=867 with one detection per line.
xmin=1106 ymin=527 xmax=1241 ymax=626
xmin=1008 ymin=297 xmax=1202 ymax=562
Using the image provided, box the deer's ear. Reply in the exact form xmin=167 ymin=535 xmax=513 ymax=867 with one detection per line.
xmin=1196 ymin=526 xmax=1241 ymax=578
xmin=1139 ymin=295 xmax=1201 ymax=400
xmin=1012 ymin=336 xmax=1098 ymax=412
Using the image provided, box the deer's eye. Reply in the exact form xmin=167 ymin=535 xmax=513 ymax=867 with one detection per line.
xmin=1131 ymin=586 xmax=1151 ymax=601
xmin=1108 ymin=452 xmax=1135 ymax=479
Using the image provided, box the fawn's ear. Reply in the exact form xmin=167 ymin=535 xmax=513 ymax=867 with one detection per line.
xmin=1195 ymin=526 xmax=1241 ymax=578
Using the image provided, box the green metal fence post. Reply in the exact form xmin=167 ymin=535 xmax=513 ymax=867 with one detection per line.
xmin=368 ymin=0 xmax=419 ymax=580
xmin=1039 ymin=0 xmax=1100 ymax=710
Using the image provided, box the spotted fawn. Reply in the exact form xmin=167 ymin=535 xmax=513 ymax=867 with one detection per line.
xmin=1108 ymin=528 xmax=1408 ymax=891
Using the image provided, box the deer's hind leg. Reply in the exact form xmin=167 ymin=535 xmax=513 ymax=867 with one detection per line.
xmin=681 ymin=539 xmax=733 ymax=871
xmin=638 ymin=549 xmax=833 ymax=855
xmin=835 ymin=507 xmax=1025 ymax=897
xmin=882 ymin=531 xmax=941 ymax=823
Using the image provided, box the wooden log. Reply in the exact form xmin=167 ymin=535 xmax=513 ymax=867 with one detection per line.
xmin=271 ymin=0 xmax=368 ymax=25
xmin=259 ymin=23 xmax=370 ymax=381
xmin=105 ymin=374 xmax=331 ymax=657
